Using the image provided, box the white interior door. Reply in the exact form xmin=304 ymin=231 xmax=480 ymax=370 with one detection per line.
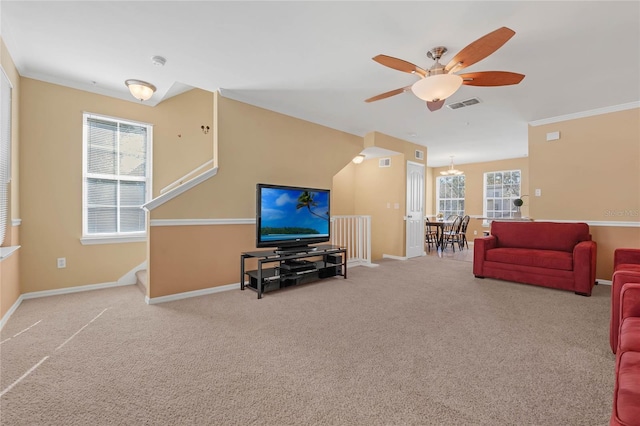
xmin=406 ymin=161 xmax=425 ymax=258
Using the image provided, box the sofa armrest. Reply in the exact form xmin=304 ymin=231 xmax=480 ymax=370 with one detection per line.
xmin=620 ymin=282 xmax=640 ymax=321
xmin=573 ymin=240 xmax=597 ymax=295
xmin=614 ymin=248 xmax=640 ymax=270
xmin=473 ymin=235 xmax=497 ymax=276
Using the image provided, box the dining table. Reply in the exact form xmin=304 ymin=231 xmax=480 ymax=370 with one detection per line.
xmin=425 ymin=218 xmax=456 ymax=250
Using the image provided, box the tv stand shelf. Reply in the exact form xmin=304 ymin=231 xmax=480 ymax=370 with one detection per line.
xmin=240 ymin=245 xmax=347 ymax=299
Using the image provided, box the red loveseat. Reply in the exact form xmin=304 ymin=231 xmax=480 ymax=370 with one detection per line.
xmin=610 ymin=248 xmax=640 ymax=353
xmin=473 ymin=221 xmax=597 ymax=296
xmin=611 ymin=282 xmax=640 ymax=426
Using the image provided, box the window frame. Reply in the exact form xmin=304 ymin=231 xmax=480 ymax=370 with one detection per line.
xmin=482 ymin=169 xmax=521 ymax=225
xmin=81 ymin=112 xmax=152 ymax=245
xmin=0 ymin=67 xmax=12 ymax=247
xmin=436 ymin=174 xmax=465 ymax=219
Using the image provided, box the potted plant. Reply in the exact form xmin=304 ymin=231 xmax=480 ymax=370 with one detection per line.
xmin=512 ymin=195 xmax=527 ymax=218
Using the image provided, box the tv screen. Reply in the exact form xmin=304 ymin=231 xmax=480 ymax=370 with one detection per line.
xmin=256 ymin=183 xmax=330 ymax=250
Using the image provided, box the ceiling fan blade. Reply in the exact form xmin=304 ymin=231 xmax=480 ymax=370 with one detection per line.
xmin=373 ymin=55 xmax=427 ymax=77
xmin=459 ymin=71 xmax=525 ymax=86
xmin=365 ymin=86 xmax=411 ymax=103
xmin=445 ymin=27 xmax=515 ymax=73
xmin=427 ymin=100 xmax=445 ymax=111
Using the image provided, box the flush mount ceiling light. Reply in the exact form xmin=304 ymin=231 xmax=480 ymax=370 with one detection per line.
xmin=125 ymin=79 xmax=156 ymax=101
xmin=352 ymin=154 xmax=366 ymax=164
xmin=440 ymin=156 xmax=464 ymax=176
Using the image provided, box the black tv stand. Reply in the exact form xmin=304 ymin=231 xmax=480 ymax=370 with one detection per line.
xmin=240 ymin=245 xmax=347 ymax=299
xmin=274 ymin=245 xmax=318 ymax=255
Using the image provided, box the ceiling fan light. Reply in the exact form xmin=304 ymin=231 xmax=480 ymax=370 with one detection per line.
xmin=411 ymin=74 xmax=463 ymax=102
xmin=125 ymin=79 xmax=156 ymax=101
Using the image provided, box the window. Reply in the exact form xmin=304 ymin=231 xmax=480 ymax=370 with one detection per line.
xmin=82 ymin=113 xmax=152 ymax=243
xmin=436 ymin=175 xmax=465 ymax=218
xmin=0 ymin=68 xmax=12 ymax=246
xmin=484 ymin=170 xmax=521 ymax=222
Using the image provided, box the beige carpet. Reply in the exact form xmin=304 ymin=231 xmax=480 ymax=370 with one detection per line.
xmin=1 ymin=256 xmax=614 ymax=425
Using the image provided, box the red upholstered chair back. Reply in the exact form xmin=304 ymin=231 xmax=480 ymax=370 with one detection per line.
xmin=490 ymin=221 xmax=591 ymax=252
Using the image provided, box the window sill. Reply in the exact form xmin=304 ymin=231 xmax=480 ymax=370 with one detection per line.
xmin=0 ymin=245 xmax=21 ymax=261
xmin=80 ymin=235 xmax=146 ymax=245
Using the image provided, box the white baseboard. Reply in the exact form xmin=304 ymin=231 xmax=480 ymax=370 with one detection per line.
xmin=347 ymin=259 xmax=379 ymax=268
xmin=21 ymin=280 xmax=135 ymax=301
xmin=0 ymin=296 xmax=24 ymax=330
xmin=0 ymin=263 xmax=146 ymax=330
xmin=145 ymin=283 xmax=241 ymax=305
xmin=382 ymin=254 xmax=408 ymax=261
xmin=597 ymin=279 xmax=612 ymax=286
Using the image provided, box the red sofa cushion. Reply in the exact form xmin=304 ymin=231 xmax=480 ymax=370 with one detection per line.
xmin=486 ymin=248 xmax=573 ymax=271
xmin=490 ymin=221 xmax=590 ymax=252
xmin=620 ymin=318 xmax=640 ymax=353
xmin=616 ymin=351 xmax=640 ymax=425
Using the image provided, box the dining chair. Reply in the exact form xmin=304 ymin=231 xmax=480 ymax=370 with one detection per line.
xmin=459 ymin=215 xmax=471 ymax=249
xmin=442 ymin=215 xmax=463 ymax=252
xmin=425 ymin=218 xmax=439 ymax=252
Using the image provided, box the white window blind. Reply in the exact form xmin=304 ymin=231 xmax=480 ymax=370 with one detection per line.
xmin=83 ymin=113 xmax=152 ymax=237
xmin=0 ymin=68 xmax=12 ymax=246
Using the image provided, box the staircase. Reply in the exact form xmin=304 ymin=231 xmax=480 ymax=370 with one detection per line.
xmin=135 ymin=270 xmax=147 ymax=295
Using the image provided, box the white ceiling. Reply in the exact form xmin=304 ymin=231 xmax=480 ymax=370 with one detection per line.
xmin=1 ymin=1 xmax=639 ymax=167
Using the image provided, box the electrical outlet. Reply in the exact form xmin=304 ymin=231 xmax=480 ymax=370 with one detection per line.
xmin=474 ymin=230 xmax=478 ymax=235
xmin=57 ymin=258 xmax=66 ymax=269
xmin=535 ymin=188 xmax=542 ymax=196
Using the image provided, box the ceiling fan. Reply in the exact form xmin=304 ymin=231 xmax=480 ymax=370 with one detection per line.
xmin=365 ymin=27 xmax=525 ymax=112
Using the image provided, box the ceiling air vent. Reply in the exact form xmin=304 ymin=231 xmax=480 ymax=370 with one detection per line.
xmin=415 ymin=150 xmax=424 ymax=160
xmin=379 ymin=158 xmax=391 ymax=168
xmin=446 ymin=97 xmax=481 ymax=110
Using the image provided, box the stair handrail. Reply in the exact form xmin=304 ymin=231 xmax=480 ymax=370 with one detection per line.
xmin=160 ymin=159 xmax=214 ymax=195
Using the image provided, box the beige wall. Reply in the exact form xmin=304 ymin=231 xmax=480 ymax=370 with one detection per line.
xmin=528 ymin=109 xmax=639 ymax=221
xmin=1 ymin=38 xmax=21 ymax=320
xmin=354 ymin=154 xmax=406 ymax=259
xmin=152 ymin=95 xmax=362 ymax=219
xmin=331 ymin=162 xmax=356 ymax=216
xmin=148 ymin=95 xmax=363 ymax=297
xmin=529 ymin=108 xmax=640 ymax=278
xmin=19 ymin=78 xmax=214 ymax=293
xmin=431 ymin=157 xmax=530 ymax=241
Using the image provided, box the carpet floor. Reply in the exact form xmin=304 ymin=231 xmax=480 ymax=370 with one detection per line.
xmin=0 ymin=255 xmax=614 ymax=425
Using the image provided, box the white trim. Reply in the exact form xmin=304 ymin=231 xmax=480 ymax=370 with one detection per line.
xmin=533 ymin=219 xmax=640 ymax=228
xmin=11 ymin=219 xmax=21 ymax=226
xmin=382 ymin=254 xmax=407 ymax=261
xmin=598 ymin=280 xmax=612 ymax=286
xmin=21 ymin=280 xmax=134 ymax=301
xmin=145 ymin=283 xmax=240 ymax=305
xmin=80 ymin=235 xmax=146 ymax=245
xmin=150 ymin=218 xmax=254 ymax=227
xmin=143 ymin=166 xmax=218 ymax=211
xmin=0 ymin=296 xmax=23 ymax=330
xmin=0 ymin=245 xmax=20 ymax=260
xmin=347 ymin=259 xmax=379 ymax=268
xmin=529 ymin=102 xmax=640 ymax=126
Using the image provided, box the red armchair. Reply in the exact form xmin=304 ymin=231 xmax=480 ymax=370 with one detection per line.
xmin=610 ymin=248 xmax=640 ymax=353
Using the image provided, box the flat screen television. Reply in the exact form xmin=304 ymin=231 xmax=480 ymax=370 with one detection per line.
xmin=256 ymin=183 xmax=330 ymax=252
